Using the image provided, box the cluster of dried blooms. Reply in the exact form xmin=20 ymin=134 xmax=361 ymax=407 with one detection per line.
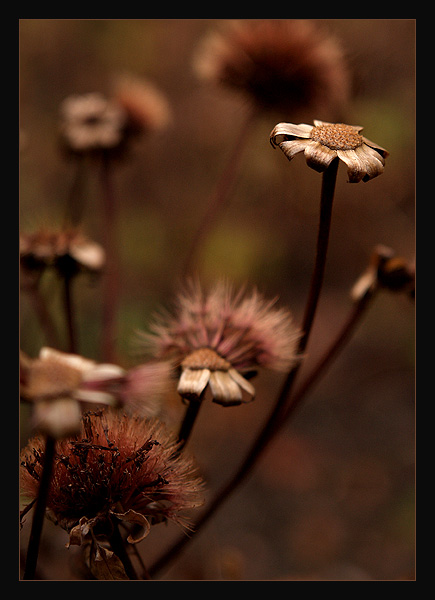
xmin=20 ymin=19 xmax=414 ymax=581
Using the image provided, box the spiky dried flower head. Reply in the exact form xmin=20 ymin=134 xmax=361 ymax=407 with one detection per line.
xmin=111 ymin=73 xmax=172 ymax=136
xmin=193 ymin=19 xmax=350 ymax=118
xmin=20 ymin=410 xmax=204 ymax=547
xmin=270 ymin=120 xmax=389 ymax=182
xmin=20 ymin=347 xmax=171 ymax=438
xmin=140 ymin=281 xmax=301 ymax=406
xmin=350 ymin=245 xmax=415 ymax=302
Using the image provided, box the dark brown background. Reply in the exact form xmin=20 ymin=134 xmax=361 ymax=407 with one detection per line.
xmin=20 ymin=19 xmax=415 ymax=580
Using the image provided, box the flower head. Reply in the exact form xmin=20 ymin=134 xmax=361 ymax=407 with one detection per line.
xmin=20 ymin=347 xmax=171 ymax=437
xmin=59 ymin=93 xmax=127 ymax=155
xmin=140 ymin=281 xmax=300 ymax=406
xmin=270 ymin=120 xmax=388 ymax=182
xmin=350 ymin=245 xmax=415 ymax=301
xmin=20 ymin=228 xmax=105 ymax=279
xmin=193 ymin=19 xmax=349 ymax=118
xmin=111 ymin=73 xmax=171 ymax=136
xmin=20 ymin=410 xmax=204 ymax=547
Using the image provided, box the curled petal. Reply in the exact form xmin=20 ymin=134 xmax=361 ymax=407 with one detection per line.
xmin=304 ymin=140 xmax=337 ymax=172
xmin=361 ymin=136 xmax=389 ymax=158
xmin=270 ymin=122 xmax=313 ymax=147
xmin=111 ymin=509 xmax=151 ymax=543
xmin=336 ymin=148 xmax=367 ymax=183
xmin=278 ymin=139 xmax=310 ymax=162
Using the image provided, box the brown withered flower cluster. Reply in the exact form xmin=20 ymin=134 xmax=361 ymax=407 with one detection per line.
xmin=20 ymin=410 xmax=204 ymax=548
xmin=141 ymin=280 xmax=300 ymax=406
xmin=193 ymin=19 xmax=350 ymax=119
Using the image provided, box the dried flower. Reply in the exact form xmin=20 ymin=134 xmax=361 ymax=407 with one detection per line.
xmin=270 ymin=120 xmax=389 ymax=183
xmin=351 ymin=245 xmax=415 ymax=301
xmin=193 ymin=19 xmax=349 ymax=118
xmin=140 ymin=281 xmax=300 ymax=406
xmin=20 ymin=228 xmax=105 ymax=278
xmin=111 ymin=73 xmax=171 ymax=136
xmin=59 ymin=93 xmax=127 ymax=155
xmin=20 ymin=410 xmax=204 ymax=548
xmin=20 ymin=347 xmax=170 ymax=437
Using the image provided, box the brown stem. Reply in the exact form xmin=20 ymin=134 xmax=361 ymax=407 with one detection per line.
xmin=23 ymin=435 xmax=56 ymax=580
xmin=149 ymin=159 xmax=340 ymax=577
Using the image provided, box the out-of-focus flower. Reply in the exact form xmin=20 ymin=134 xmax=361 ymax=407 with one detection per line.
xmin=140 ymin=281 xmax=300 ymax=406
xmin=270 ymin=120 xmax=389 ymax=183
xmin=59 ymin=92 xmax=128 ymax=155
xmin=193 ymin=19 xmax=350 ymax=119
xmin=111 ymin=73 xmax=172 ymax=136
xmin=20 ymin=409 xmax=204 ymax=551
xmin=20 ymin=228 xmax=105 ymax=280
xmin=350 ymin=245 xmax=415 ymax=301
xmin=20 ymin=347 xmax=171 ymax=437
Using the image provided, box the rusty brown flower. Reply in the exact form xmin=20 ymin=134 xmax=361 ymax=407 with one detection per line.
xmin=270 ymin=120 xmax=389 ymax=183
xmin=20 ymin=410 xmax=204 ymax=547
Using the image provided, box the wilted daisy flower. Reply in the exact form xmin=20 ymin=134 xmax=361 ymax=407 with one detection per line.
xmin=20 ymin=410 xmax=204 ymax=549
xmin=351 ymin=245 xmax=415 ymax=301
xmin=270 ymin=120 xmax=389 ymax=183
xmin=193 ymin=19 xmax=349 ymax=118
xmin=59 ymin=92 xmax=127 ymax=155
xmin=141 ymin=281 xmax=300 ymax=406
xmin=20 ymin=347 xmax=171 ymax=437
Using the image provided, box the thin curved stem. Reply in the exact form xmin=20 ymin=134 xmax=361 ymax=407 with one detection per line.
xmin=149 ymin=159 xmax=340 ymax=577
xmin=23 ymin=435 xmax=56 ymax=580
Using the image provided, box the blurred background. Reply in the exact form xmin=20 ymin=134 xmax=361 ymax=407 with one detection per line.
xmin=19 ymin=19 xmax=415 ymax=580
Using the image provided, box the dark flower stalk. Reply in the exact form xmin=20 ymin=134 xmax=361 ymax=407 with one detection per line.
xmin=22 ymin=434 xmax=56 ymax=580
xmin=149 ymin=122 xmax=389 ymax=577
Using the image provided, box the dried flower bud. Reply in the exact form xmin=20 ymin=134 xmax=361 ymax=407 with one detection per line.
xmin=351 ymin=245 xmax=415 ymax=301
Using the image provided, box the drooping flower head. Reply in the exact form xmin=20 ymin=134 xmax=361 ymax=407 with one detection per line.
xmin=270 ymin=120 xmax=389 ymax=183
xmin=20 ymin=410 xmax=204 ymax=547
xmin=193 ymin=19 xmax=350 ymax=119
xmin=140 ymin=281 xmax=300 ymax=406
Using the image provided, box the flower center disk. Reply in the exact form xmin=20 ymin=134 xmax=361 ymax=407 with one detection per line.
xmin=181 ymin=348 xmax=231 ymax=371
xmin=311 ymin=123 xmax=363 ymax=151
